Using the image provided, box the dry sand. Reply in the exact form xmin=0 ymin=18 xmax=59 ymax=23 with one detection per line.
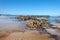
xmin=0 ymin=30 xmax=55 ymax=40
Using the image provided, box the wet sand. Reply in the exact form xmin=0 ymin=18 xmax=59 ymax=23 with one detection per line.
xmin=0 ymin=30 xmax=55 ymax=40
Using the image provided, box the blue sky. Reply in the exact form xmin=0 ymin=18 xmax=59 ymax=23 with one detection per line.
xmin=0 ymin=0 xmax=60 ymax=16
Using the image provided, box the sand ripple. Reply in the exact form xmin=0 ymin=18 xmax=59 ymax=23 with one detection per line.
xmin=6 ymin=31 xmax=55 ymax=40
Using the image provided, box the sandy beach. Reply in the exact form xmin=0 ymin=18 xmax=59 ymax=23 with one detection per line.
xmin=0 ymin=30 xmax=55 ymax=40
xmin=0 ymin=16 xmax=60 ymax=40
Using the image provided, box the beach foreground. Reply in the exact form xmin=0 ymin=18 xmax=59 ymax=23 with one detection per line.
xmin=0 ymin=30 xmax=55 ymax=40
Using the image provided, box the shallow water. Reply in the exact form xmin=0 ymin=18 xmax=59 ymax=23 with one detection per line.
xmin=0 ymin=16 xmax=27 ymax=31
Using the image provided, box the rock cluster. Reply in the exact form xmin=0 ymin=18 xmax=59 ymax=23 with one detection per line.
xmin=26 ymin=19 xmax=52 ymax=29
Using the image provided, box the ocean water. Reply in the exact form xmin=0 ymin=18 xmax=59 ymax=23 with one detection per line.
xmin=37 ymin=17 xmax=56 ymax=23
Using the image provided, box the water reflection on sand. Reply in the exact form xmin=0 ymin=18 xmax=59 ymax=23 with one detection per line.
xmin=0 ymin=16 xmax=27 ymax=33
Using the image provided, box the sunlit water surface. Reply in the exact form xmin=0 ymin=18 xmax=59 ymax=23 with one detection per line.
xmin=0 ymin=16 xmax=27 ymax=31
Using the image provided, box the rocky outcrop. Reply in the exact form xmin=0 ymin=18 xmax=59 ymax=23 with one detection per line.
xmin=26 ymin=19 xmax=52 ymax=29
